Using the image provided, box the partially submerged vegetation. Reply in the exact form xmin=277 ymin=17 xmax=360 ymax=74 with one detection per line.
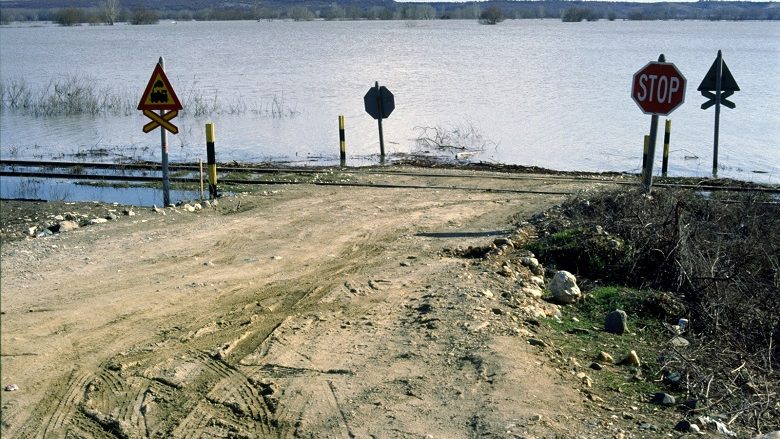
xmin=526 ymin=187 xmax=779 ymax=435
xmin=0 ymin=76 xmax=298 ymax=118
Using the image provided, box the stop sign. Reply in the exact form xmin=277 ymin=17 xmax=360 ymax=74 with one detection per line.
xmin=364 ymin=85 xmax=395 ymax=120
xmin=631 ymin=62 xmax=687 ymax=116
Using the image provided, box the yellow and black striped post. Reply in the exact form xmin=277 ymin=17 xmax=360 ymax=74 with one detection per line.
xmin=642 ymin=134 xmax=649 ymax=179
xmin=338 ymin=115 xmax=346 ymax=167
xmin=662 ymin=119 xmax=672 ymax=177
xmin=206 ymin=123 xmax=218 ymax=199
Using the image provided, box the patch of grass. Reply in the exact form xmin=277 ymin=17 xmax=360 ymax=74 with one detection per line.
xmin=543 ymin=286 xmax=672 ymax=399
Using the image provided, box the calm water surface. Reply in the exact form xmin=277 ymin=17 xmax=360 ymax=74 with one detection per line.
xmin=1 ymin=20 xmax=778 ymax=182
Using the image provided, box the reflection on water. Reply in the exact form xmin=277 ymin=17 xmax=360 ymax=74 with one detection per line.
xmin=1 ymin=20 xmax=778 ymax=184
xmin=0 ymin=177 xmax=202 ymax=206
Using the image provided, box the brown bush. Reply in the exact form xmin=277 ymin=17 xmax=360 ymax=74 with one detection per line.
xmin=529 ymin=187 xmax=780 ymax=433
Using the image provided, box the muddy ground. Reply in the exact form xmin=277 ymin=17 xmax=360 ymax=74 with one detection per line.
xmin=1 ymin=168 xmax=688 ymax=438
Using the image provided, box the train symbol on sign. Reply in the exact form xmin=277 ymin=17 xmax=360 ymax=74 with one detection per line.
xmin=150 ymin=80 xmax=169 ymax=104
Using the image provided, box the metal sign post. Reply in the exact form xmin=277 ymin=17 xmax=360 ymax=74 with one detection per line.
xmin=159 ymin=59 xmax=171 ymax=205
xmin=698 ymin=50 xmax=739 ymax=177
xmin=375 ymin=82 xmax=385 ymax=158
xmin=363 ymin=82 xmax=395 ymax=162
xmin=138 ymin=57 xmax=183 ymax=206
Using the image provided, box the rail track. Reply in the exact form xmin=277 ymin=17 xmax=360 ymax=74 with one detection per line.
xmin=1 ymin=159 xmax=778 ymax=196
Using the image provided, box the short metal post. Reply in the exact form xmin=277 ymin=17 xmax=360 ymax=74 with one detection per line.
xmin=199 ymin=158 xmax=204 ymax=200
xmin=643 ymin=116 xmax=659 ymax=193
xmin=662 ymin=119 xmax=671 ymax=177
xmin=338 ymin=115 xmax=346 ymax=167
xmin=206 ymin=123 xmax=218 ymax=199
xmin=158 ymin=57 xmax=171 ymax=206
xmin=642 ymin=135 xmax=649 ymax=179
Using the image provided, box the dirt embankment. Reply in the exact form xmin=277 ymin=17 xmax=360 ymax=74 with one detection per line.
xmin=2 ymin=171 xmax=668 ymax=438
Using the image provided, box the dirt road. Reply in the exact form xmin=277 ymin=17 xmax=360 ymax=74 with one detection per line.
xmin=1 ymin=170 xmax=609 ymax=438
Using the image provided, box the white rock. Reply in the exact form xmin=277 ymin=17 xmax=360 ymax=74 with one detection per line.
xmin=58 ymin=220 xmax=79 ymax=232
xmin=521 ymin=286 xmax=544 ymax=298
xmin=548 ymin=270 xmax=581 ymax=304
xmin=183 ymin=204 xmax=196 ymax=212
xmin=481 ymin=289 xmax=494 ymax=299
xmin=89 ymin=218 xmax=108 ymax=225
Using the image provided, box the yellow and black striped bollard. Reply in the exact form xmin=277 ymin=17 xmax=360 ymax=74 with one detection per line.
xmin=206 ymin=123 xmax=218 ymax=199
xmin=662 ymin=119 xmax=671 ymax=177
xmin=339 ymin=115 xmax=346 ymax=167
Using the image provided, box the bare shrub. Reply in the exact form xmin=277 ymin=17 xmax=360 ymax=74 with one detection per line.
xmin=414 ymin=120 xmax=496 ymax=153
xmin=530 ymin=188 xmax=780 ymax=433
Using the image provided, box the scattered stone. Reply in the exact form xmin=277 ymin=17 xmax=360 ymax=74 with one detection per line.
xmin=577 ymin=373 xmax=592 ymax=388
xmin=400 ymin=261 xmax=411 ymax=267
xmin=193 ymin=203 xmax=202 ymax=211
xmin=596 ymin=351 xmax=614 ymax=364
xmin=639 ymin=423 xmax=658 ymax=431
xmin=589 ymin=362 xmax=603 ymax=371
xmin=622 ymin=350 xmax=641 ymax=367
xmin=604 ymin=309 xmax=628 ymax=335
xmin=493 ymin=237 xmax=514 ymax=248
xmin=674 ymin=420 xmax=693 ymax=432
xmin=683 ymin=399 xmax=698 ymax=411
xmin=663 ymin=371 xmax=682 ymax=387
xmin=697 ymin=416 xmax=737 ymax=437
xmin=4 ymin=384 xmax=19 ymax=392
xmin=122 ymin=209 xmax=135 ymax=216
xmin=481 ymin=289 xmax=494 ymax=299
xmin=752 ymin=432 xmax=780 ymax=439
xmin=105 ymin=213 xmax=118 ymax=221
xmin=58 ymin=220 xmax=79 ymax=232
xmin=271 ymin=256 xmax=283 ymax=260
xmin=183 ymin=204 xmax=196 ymax=212
xmin=89 ymin=218 xmax=108 ymax=225
xmin=520 ymin=286 xmax=544 ymax=299
xmin=527 ymin=338 xmax=547 ymax=347
xmin=529 ymin=275 xmax=545 ymax=288
xmin=651 ymin=392 xmax=676 ymax=406
xmin=529 ymin=414 xmax=542 ymax=422
xmin=520 ymin=257 xmax=544 ymax=275
xmin=670 ymin=336 xmax=690 ymax=347
xmin=548 ymin=271 xmax=581 ymax=304
xmin=28 ymin=226 xmax=37 ymax=236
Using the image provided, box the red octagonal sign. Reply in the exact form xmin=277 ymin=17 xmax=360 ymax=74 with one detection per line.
xmin=631 ymin=62 xmax=687 ymax=116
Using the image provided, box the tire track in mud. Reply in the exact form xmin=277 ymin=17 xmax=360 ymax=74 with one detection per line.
xmin=7 ymin=191 xmax=438 ymax=439
xmin=13 ymin=370 xmax=93 ymax=439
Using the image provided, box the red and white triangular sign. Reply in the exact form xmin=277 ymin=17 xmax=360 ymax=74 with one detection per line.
xmin=138 ymin=63 xmax=183 ymax=111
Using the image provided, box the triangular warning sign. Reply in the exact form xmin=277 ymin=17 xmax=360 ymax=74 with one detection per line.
xmin=697 ymin=56 xmax=740 ymax=92
xmin=138 ymin=63 xmax=183 ymax=111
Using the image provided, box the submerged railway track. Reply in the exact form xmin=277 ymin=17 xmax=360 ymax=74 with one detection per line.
xmin=1 ymin=159 xmax=778 ymax=197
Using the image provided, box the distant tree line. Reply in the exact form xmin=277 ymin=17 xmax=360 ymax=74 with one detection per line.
xmin=1 ymin=0 xmax=778 ymax=25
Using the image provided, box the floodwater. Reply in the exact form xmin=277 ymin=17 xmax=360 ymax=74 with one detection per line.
xmin=1 ymin=19 xmax=778 ymax=182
